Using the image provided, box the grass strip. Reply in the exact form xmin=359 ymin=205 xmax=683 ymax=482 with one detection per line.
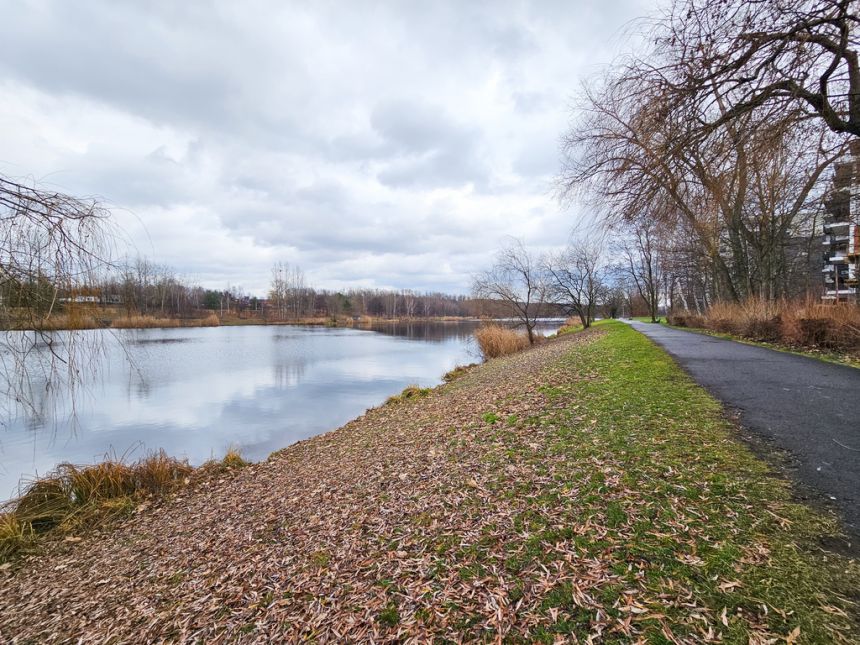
xmin=496 ymin=321 xmax=857 ymax=642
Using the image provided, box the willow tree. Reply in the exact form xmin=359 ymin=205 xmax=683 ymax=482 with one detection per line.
xmin=559 ymin=56 xmax=848 ymax=304
xmin=658 ymin=0 xmax=860 ymax=139
xmin=0 ymin=175 xmax=118 ymax=419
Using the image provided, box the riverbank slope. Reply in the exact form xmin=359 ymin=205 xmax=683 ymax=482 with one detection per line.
xmin=1 ymin=323 xmax=856 ymax=642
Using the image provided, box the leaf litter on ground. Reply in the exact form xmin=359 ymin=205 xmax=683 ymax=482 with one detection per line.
xmin=0 ymin=322 xmax=857 ymax=643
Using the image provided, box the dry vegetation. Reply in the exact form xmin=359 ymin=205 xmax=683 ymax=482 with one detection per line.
xmin=555 ymin=317 xmax=585 ymax=336
xmin=6 ymin=311 xmax=224 ymax=331
xmin=110 ymin=315 xmax=184 ymax=329
xmin=384 ymin=385 xmax=432 ymax=405
xmin=474 ymin=324 xmax=531 ymax=359
xmin=1 ymin=323 xmax=856 ymax=642
xmin=669 ymin=297 xmax=860 ymax=355
xmin=0 ymin=449 xmax=247 ymax=563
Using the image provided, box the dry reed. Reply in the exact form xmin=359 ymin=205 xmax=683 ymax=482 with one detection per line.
xmin=0 ymin=450 xmax=199 ymax=561
xmin=111 ymin=315 xmax=183 ymax=329
xmin=199 ymin=313 xmax=220 ymax=327
xmin=31 ymin=313 xmax=98 ymax=331
xmin=474 ymin=324 xmax=531 ymax=360
xmin=669 ymin=296 xmax=860 ymax=352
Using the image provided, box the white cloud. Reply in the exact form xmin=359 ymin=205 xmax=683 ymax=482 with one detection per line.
xmin=0 ymin=0 xmax=650 ymax=294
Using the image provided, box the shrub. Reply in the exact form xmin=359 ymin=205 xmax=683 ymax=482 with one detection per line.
xmin=474 ymin=324 xmax=531 ymax=360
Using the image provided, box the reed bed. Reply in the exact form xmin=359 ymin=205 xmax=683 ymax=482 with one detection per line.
xmin=28 ymin=313 xmax=99 ymax=331
xmin=199 ymin=313 xmax=221 ymax=327
xmin=474 ymin=324 xmax=531 ymax=359
xmin=669 ymin=296 xmax=860 ymax=352
xmin=111 ymin=315 xmax=183 ymax=329
xmin=555 ymin=317 xmax=585 ymax=336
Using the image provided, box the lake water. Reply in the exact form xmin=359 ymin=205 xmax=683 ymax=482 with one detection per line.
xmin=0 ymin=320 xmax=561 ymax=499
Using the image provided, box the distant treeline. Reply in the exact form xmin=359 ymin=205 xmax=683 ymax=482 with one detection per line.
xmin=4 ymin=257 xmax=560 ymax=322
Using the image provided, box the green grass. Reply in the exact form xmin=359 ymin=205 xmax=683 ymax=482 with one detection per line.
xmin=476 ymin=322 xmax=858 ymax=642
xmin=385 ymin=385 xmax=433 ymax=405
xmin=442 ymin=363 xmax=478 ymax=382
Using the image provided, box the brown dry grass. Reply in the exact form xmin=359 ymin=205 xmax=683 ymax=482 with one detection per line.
xmin=31 ymin=313 xmax=99 ymax=331
xmin=1 ymin=451 xmax=197 ymax=560
xmin=669 ymin=297 xmax=860 ymax=353
xmin=111 ymin=315 xmax=183 ymax=329
xmin=474 ymin=324 xmax=531 ymax=359
xmin=199 ymin=312 xmax=221 ymax=327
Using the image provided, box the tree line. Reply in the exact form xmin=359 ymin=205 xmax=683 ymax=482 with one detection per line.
xmin=2 ymin=247 xmax=516 ymax=323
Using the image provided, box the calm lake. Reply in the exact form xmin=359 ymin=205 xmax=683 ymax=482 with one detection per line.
xmin=0 ymin=320 xmax=561 ymax=498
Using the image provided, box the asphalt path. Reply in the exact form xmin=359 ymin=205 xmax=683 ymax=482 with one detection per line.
xmin=628 ymin=321 xmax=860 ymax=538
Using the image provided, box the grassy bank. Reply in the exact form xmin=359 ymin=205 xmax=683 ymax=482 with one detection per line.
xmin=0 ymin=323 xmax=856 ymax=642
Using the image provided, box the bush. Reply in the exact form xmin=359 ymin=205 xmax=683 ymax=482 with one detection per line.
xmin=474 ymin=324 xmax=531 ymax=360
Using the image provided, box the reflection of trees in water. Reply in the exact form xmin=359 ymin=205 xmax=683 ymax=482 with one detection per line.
xmin=363 ymin=320 xmax=564 ymax=343
xmin=362 ymin=321 xmax=482 ymax=343
xmin=274 ymin=359 xmax=307 ymax=388
xmin=1 ymin=331 xmax=110 ymax=430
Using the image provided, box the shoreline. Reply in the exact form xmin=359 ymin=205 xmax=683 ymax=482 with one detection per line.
xmin=1 ymin=313 xmax=497 ymax=332
xmin=2 ymin=322 xmax=856 ymax=641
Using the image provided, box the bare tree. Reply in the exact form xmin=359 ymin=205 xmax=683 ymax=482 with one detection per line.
xmin=615 ymin=215 xmax=663 ymax=323
xmin=0 ymin=175 xmax=118 ymax=419
xmin=658 ymin=0 xmax=860 ymax=138
xmin=472 ymin=239 xmax=547 ymax=344
xmin=543 ymin=238 xmax=609 ymax=329
xmin=559 ymin=58 xmax=848 ymax=304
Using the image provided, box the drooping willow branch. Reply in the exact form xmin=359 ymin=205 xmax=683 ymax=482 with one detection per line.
xmin=0 ymin=175 xmax=120 ymax=423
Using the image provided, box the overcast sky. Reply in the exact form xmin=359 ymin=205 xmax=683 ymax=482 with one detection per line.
xmin=0 ymin=0 xmax=651 ymax=296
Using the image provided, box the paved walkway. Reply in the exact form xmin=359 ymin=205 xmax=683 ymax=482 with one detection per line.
xmin=629 ymin=321 xmax=860 ymax=538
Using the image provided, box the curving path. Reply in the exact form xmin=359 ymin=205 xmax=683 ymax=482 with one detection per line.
xmin=629 ymin=321 xmax=860 ymax=538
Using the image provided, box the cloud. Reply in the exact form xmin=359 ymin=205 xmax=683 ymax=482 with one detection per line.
xmin=0 ymin=0 xmax=649 ymax=294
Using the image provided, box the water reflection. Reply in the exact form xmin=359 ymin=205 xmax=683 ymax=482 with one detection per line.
xmin=0 ymin=320 xmax=562 ymax=498
xmin=361 ymin=320 xmax=482 ymax=342
xmin=0 ymin=322 xmax=499 ymax=498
